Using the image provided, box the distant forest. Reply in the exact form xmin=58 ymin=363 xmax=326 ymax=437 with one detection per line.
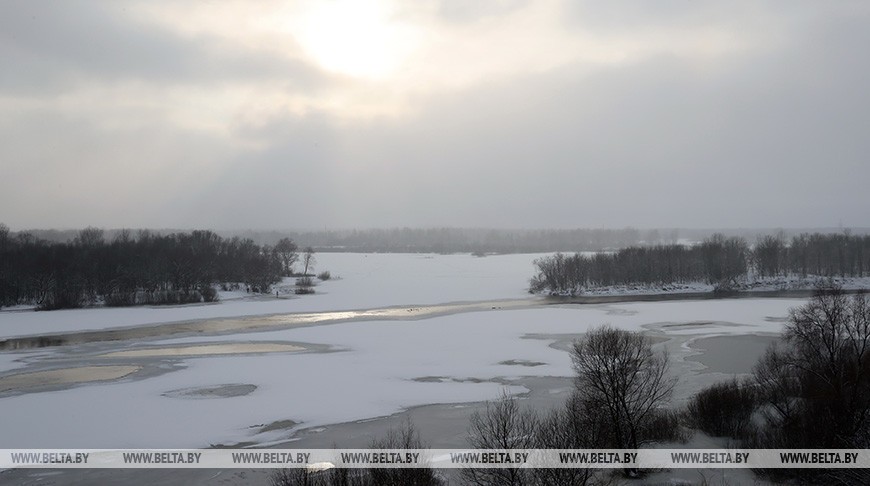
xmin=531 ymin=232 xmax=870 ymax=294
xmin=4 ymin=223 xmax=869 ymax=310
xmin=0 ymin=225 xmax=299 ymax=310
xmin=11 ymin=226 xmax=870 ymax=254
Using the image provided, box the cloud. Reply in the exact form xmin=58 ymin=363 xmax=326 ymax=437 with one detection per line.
xmin=0 ymin=0 xmax=331 ymax=95
xmin=433 ymin=0 xmax=530 ymax=24
xmin=1 ymin=1 xmax=868 ymax=230
xmin=190 ymin=5 xmax=869 ymax=229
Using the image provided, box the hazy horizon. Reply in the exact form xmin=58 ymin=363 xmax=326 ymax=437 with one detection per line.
xmin=6 ymin=224 xmax=869 ymax=233
xmin=2 ymin=1 xmax=868 ymax=230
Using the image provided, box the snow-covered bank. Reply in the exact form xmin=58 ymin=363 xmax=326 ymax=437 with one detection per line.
xmin=541 ymin=275 xmax=870 ymax=297
xmin=0 ymin=253 xmax=550 ymax=339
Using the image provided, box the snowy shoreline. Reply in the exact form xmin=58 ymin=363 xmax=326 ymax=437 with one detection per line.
xmin=5 ymin=279 xmax=868 ymax=347
xmin=538 ymin=275 xmax=870 ymax=297
xmin=0 ymin=288 xmax=853 ymax=348
xmin=2 ymin=251 xmax=867 ymax=342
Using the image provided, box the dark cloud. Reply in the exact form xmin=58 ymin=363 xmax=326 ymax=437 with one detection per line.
xmin=0 ymin=0 xmax=331 ymax=95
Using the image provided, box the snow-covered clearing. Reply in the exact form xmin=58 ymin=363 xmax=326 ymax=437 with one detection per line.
xmin=0 ymin=298 xmax=802 ymax=449
xmin=0 ymin=253 xmax=549 ymax=339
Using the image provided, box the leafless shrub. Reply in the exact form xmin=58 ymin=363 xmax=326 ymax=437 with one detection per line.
xmin=295 ymin=277 xmax=317 ymax=294
xmin=533 ymin=391 xmax=606 ymax=486
xmin=367 ymin=420 xmax=442 ymax=486
xmin=271 ymin=421 xmax=441 ymax=486
xmin=461 ymin=391 xmax=538 ymax=486
xmin=686 ymin=378 xmax=757 ymax=438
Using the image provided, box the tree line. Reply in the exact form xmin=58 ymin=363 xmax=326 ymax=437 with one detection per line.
xmin=247 ymin=227 xmax=869 ymax=254
xmin=0 ymin=224 xmax=302 ymax=310
xmin=531 ymin=232 xmax=870 ymax=294
xmin=15 ymin=227 xmax=667 ymax=254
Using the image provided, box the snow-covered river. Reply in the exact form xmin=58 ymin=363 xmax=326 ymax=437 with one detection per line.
xmin=0 ymin=253 xmax=800 ymax=451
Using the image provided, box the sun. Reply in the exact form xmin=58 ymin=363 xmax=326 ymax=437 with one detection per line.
xmin=294 ymin=0 xmax=416 ymax=80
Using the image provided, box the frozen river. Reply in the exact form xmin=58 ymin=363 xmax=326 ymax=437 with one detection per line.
xmin=0 ymin=253 xmax=806 ymax=484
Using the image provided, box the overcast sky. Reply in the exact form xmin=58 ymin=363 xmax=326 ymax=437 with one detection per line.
xmin=1 ymin=0 xmax=868 ymax=230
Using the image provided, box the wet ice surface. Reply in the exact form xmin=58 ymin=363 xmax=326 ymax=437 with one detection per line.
xmin=686 ymin=334 xmax=781 ymax=374
xmin=162 ymin=383 xmax=258 ymax=399
xmin=97 ymin=342 xmax=306 ymax=358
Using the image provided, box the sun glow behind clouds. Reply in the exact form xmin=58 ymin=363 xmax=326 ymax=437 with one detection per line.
xmin=293 ymin=0 xmax=419 ymax=79
xmin=124 ymin=0 xmax=771 ymax=121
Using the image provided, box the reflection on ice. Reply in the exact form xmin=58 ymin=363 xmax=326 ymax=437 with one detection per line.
xmin=99 ymin=342 xmax=305 ymax=358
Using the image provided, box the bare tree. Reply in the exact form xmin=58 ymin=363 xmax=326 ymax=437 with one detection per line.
xmin=275 ymin=237 xmax=299 ymax=276
xmin=570 ymin=326 xmax=676 ymax=477
xmin=533 ymin=391 xmax=605 ymax=486
xmin=271 ymin=421 xmax=441 ymax=486
xmin=0 ymin=223 xmax=10 ymax=309
xmin=685 ymin=378 xmax=757 ymax=438
xmin=753 ymin=234 xmax=785 ymax=278
xmin=461 ymin=391 xmax=538 ymax=486
xmin=367 ymin=420 xmax=442 ymax=486
xmin=271 ymin=467 xmax=322 ymax=486
xmin=747 ymin=342 xmax=802 ymax=461
xmin=271 ymin=466 xmax=370 ymax=486
xmin=302 ymin=246 xmax=316 ymax=276
xmin=74 ymin=226 xmax=104 ymax=247
xmin=699 ymin=233 xmax=748 ymax=288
